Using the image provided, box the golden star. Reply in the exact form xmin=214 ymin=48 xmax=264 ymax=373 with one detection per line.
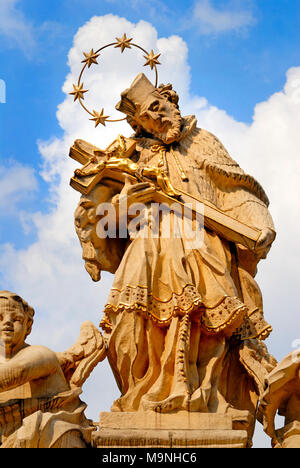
xmin=81 ymin=49 xmax=100 ymax=68
xmin=143 ymin=50 xmax=161 ymax=70
xmin=69 ymin=83 xmax=88 ymax=102
xmin=114 ymin=33 xmax=133 ymax=53
xmin=89 ymin=109 xmax=110 ymax=127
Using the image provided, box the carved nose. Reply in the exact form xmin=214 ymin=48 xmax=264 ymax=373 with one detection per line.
xmin=2 ymin=316 xmax=13 ymax=327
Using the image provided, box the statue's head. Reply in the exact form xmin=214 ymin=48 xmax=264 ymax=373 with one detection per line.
xmin=0 ymin=291 xmax=35 ymax=351
xmin=116 ymin=73 xmax=182 ymax=144
xmin=74 ymin=187 xmax=124 ymax=282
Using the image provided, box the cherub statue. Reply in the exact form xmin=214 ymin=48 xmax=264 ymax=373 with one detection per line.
xmin=0 ymin=291 xmax=106 ymax=448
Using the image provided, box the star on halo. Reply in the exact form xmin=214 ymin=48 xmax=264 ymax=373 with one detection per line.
xmin=143 ymin=50 xmax=161 ymax=70
xmin=89 ymin=109 xmax=110 ymax=127
xmin=81 ymin=49 xmax=100 ymax=68
xmin=114 ymin=33 xmax=133 ymax=53
xmin=69 ymin=83 xmax=88 ymax=102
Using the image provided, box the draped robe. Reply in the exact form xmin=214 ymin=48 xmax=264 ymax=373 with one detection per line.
xmin=84 ymin=116 xmax=275 ymax=413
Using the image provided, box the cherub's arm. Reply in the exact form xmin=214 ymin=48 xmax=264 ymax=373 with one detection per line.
xmin=0 ymin=346 xmax=60 ymax=392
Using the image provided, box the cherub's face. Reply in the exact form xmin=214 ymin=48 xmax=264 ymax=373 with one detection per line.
xmin=0 ymin=298 xmax=28 ymax=351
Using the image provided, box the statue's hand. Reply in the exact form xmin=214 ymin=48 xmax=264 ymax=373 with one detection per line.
xmin=112 ymin=177 xmax=156 ymax=219
xmin=254 ymin=228 xmax=276 ymax=259
xmin=121 ymin=176 xmax=156 ymax=204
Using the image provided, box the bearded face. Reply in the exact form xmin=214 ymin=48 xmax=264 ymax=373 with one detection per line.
xmin=74 ymin=187 xmax=125 ymax=282
xmin=134 ymin=91 xmax=182 ymax=144
xmin=115 ymin=74 xmax=182 ymax=144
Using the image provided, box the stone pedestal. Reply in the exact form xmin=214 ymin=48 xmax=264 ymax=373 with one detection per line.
xmin=273 ymin=421 xmax=300 ymax=448
xmin=92 ymin=411 xmax=252 ymax=448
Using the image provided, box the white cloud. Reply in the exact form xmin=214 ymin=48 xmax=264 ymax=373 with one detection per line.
xmin=192 ymin=0 xmax=256 ymax=35
xmin=0 ymin=162 xmax=37 ymax=212
xmin=0 ymin=0 xmax=35 ymax=54
xmin=0 ymin=13 xmax=192 ymax=419
xmin=184 ymin=66 xmax=300 ymax=361
xmin=0 ymin=15 xmax=299 ymax=447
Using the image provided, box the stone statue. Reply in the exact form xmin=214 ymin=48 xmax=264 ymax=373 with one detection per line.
xmin=0 ymin=291 xmax=106 ymax=448
xmin=70 ymin=72 xmax=278 ymax=446
xmin=259 ymin=350 xmax=300 ymax=448
xmin=0 ymin=34 xmax=295 ymax=448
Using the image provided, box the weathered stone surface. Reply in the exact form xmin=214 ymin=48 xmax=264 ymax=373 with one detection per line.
xmin=260 ymin=350 xmax=300 ymax=448
xmin=69 ymin=66 xmax=278 ymax=448
xmin=274 ymin=421 xmax=300 ymax=449
xmin=93 ymin=411 xmax=250 ymax=448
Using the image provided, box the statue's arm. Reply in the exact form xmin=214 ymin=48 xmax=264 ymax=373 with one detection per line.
xmin=111 ymin=177 xmax=156 ymax=226
xmin=237 ymin=197 xmax=276 ymax=258
xmin=220 ymin=189 xmax=276 ymax=258
xmin=0 ymin=346 xmax=60 ymax=392
xmin=192 ymin=128 xmax=276 ymax=243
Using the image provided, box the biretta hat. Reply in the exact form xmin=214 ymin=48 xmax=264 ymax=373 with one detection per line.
xmin=115 ymin=73 xmax=156 ymax=116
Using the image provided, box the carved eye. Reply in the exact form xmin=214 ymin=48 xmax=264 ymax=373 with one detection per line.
xmin=148 ymin=100 xmax=160 ymax=112
xmin=12 ymin=314 xmax=24 ymax=323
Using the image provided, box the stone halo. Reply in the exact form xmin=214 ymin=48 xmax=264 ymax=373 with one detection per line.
xmin=69 ymin=33 xmax=161 ymax=127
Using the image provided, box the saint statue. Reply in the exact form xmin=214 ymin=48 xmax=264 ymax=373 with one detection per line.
xmin=72 ymin=72 xmax=277 ymax=423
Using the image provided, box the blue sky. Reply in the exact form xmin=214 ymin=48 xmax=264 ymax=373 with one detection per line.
xmin=0 ymin=5 xmax=299 ymax=192
xmin=0 ymin=1 xmax=299 ymax=246
xmin=0 ymin=2 xmax=297 ymax=247
xmin=0 ymin=0 xmax=299 ymax=448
